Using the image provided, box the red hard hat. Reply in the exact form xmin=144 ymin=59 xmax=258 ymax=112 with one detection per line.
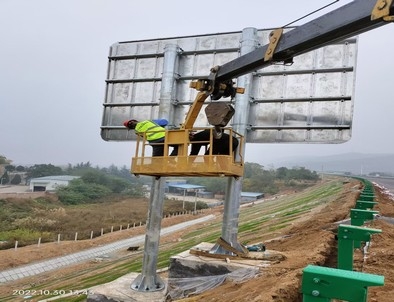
xmin=123 ymin=119 xmax=138 ymax=128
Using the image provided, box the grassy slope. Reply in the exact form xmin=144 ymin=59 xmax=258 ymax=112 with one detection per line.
xmin=0 ymin=177 xmax=346 ymax=301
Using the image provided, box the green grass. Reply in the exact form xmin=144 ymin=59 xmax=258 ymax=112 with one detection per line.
xmin=1 ymin=177 xmax=348 ymax=301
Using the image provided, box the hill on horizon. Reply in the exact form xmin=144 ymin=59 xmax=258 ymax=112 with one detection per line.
xmin=265 ymin=152 xmax=394 ymax=175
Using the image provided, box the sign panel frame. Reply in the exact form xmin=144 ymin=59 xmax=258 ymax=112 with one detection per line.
xmin=101 ymin=28 xmax=357 ymax=144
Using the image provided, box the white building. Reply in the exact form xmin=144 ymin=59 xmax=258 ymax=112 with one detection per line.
xmin=29 ymin=175 xmax=80 ymax=192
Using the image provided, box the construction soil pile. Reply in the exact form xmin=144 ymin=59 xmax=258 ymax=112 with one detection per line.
xmin=0 ymin=180 xmax=393 ymax=302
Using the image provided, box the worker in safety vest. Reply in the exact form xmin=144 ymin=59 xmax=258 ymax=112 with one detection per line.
xmin=123 ymin=119 xmax=177 ymax=156
xmin=189 ymin=129 xmax=239 ymax=156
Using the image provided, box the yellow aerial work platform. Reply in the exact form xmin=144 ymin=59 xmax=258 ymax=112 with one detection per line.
xmin=131 ymin=127 xmax=244 ymax=177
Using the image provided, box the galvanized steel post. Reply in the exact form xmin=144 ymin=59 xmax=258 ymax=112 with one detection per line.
xmin=159 ymin=44 xmax=181 ymax=128
xmin=131 ymin=44 xmax=180 ymax=292
xmin=131 ymin=177 xmax=166 ymax=292
xmin=211 ymin=27 xmax=258 ymax=254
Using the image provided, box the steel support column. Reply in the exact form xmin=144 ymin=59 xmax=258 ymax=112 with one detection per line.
xmin=131 ymin=177 xmax=166 ymax=291
xmin=211 ymin=27 xmax=258 ymax=254
xmin=131 ymin=44 xmax=180 ymax=292
xmin=159 ymin=44 xmax=181 ymax=128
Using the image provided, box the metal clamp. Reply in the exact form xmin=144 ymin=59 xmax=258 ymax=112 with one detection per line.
xmin=372 ymin=0 xmax=394 ymax=22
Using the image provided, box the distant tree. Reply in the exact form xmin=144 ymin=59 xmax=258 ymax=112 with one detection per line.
xmin=10 ymin=174 xmax=22 ymax=185
xmin=243 ymin=169 xmax=277 ymax=194
xmin=65 ymin=163 xmax=73 ymax=174
xmin=5 ymin=165 xmax=15 ymax=172
xmin=80 ymin=170 xmax=137 ymax=194
xmin=15 ymin=165 xmax=25 ymax=172
xmin=56 ymin=188 xmax=86 ymax=205
xmin=56 ymin=178 xmax=112 ymax=204
xmin=65 ymin=163 xmax=143 ymax=189
xmin=107 ymin=164 xmax=119 ymax=175
xmin=55 ymin=166 xmax=143 ymax=204
xmin=286 ymin=167 xmax=319 ymax=181
xmin=0 ymin=155 xmax=11 ymax=165
xmin=75 ymin=162 xmax=92 ymax=169
xmin=81 ymin=170 xmax=109 ymax=186
xmin=1 ymin=171 xmax=10 ymax=185
xmin=276 ymin=167 xmax=289 ymax=179
xmin=188 ymin=163 xmax=319 ymax=196
xmin=188 ymin=177 xmax=227 ymax=194
xmin=243 ymin=162 xmax=265 ymax=178
xmin=26 ymin=164 xmax=64 ymax=179
xmin=108 ymin=176 xmax=132 ymax=193
xmin=119 ymin=166 xmax=133 ymax=180
xmin=125 ymin=183 xmax=145 ymax=197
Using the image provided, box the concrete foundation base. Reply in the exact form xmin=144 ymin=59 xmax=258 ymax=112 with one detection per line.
xmin=168 ymin=242 xmax=281 ymax=279
xmin=87 ymin=273 xmax=167 ymax=302
xmin=86 ymin=242 xmax=284 ymax=301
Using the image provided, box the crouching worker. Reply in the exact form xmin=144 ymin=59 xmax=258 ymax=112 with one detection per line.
xmin=123 ymin=119 xmax=178 ymax=157
xmin=189 ymin=129 xmax=239 ymax=157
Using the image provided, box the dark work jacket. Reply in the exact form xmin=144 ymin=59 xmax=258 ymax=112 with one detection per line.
xmin=189 ymin=129 xmax=239 ymax=156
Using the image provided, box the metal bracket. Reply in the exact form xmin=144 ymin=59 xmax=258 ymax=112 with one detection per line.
xmin=264 ymin=28 xmax=284 ymax=62
xmin=372 ymin=0 xmax=394 ymax=22
xmin=189 ymin=66 xmax=220 ymax=93
xmin=190 ymin=65 xmax=245 ymax=103
xmin=216 ymin=237 xmax=249 ymax=257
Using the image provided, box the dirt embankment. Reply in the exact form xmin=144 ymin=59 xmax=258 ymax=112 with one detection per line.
xmin=0 ymin=181 xmax=393 ymax=302
xmin=179 ymin=181 xmax=394 ymax=302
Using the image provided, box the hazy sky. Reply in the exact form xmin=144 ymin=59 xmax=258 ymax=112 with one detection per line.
xmin=1 ymin=0 xmax=393 ymax=168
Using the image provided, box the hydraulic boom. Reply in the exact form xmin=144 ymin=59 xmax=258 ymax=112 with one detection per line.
xmin=190 ymin=0 xmax=393 ymax=101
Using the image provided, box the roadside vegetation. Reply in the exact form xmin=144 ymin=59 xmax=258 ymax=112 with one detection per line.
xmin=0 ymin=157 xmax=320 ymax=250
xmin=188 ymin=163 xmax=319 ymax=195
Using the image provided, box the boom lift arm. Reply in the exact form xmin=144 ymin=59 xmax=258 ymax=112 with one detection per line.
xmin=132 ymin=0 xmax=393 ymax=178
xmin=189 ymin=0 xmax=393 ymax=100
xmin=182 ymin=0 xmax=393 ymax=139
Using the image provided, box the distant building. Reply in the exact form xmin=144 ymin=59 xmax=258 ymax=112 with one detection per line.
xmin=167 ymin=183 xmax=205 ymax=195
xmin=165 ymin=179 xmax=188 ymax=193
xmin=241 ymin=192 xmax=265 ymax=202
xmin=164 ymin=179 xmax=264 ymax=203
xmin=29 ymin=175 xmax=80 ymax=192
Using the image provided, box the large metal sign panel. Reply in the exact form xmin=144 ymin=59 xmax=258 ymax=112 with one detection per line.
xmin=101 ymin=28 xmax=357 ymax=143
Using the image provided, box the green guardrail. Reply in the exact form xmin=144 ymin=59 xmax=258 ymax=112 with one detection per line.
xmin=337 ymin=224 xmax=382 ymax=271
xmin=350 ymin=209 xmax=379 ymax=227
xmin=302 ymin=265 xmax=384 ymax=302
xmin=355 ymin=200 xmax=378 ymax=210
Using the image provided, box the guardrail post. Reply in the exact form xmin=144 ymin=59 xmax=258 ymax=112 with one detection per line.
xmin=355 ymin=200 xmax=378 ymax=210
xmin=358 ymin=193 xmax=374 ymax=202
xmin=350 ymin=209 xmax=379 ymax=226
xmin=337 ymin=225 xmax=382 ymax=271
xmin=350 ymin=209 xmax=379 ymax=248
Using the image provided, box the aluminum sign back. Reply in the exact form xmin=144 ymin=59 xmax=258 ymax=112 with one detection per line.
xmin=101 ymin=28 xmax=357 ymax=143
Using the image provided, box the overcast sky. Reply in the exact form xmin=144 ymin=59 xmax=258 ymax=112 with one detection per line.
xmin=1 ymin=0 xmax=393 ymax=168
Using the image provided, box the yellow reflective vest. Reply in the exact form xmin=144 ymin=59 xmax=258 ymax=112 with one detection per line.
xmin=135 ymin=120 xmax=165 ymax=141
